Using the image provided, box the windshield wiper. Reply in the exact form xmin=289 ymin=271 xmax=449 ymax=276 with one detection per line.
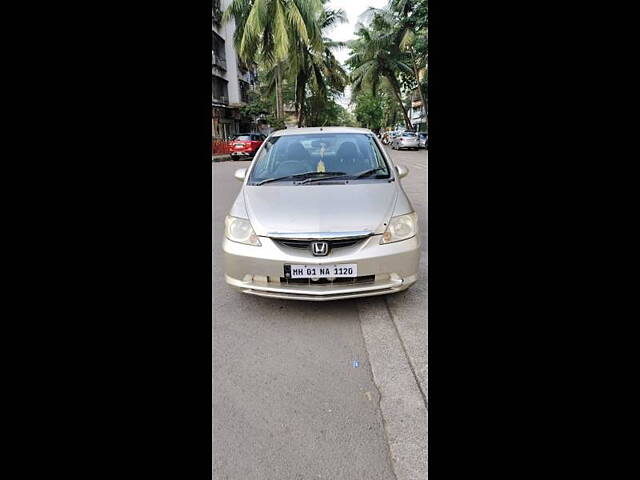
xmin=300 ymin=168 xmax=389 ymax=184
xmin=298 ymin=172 xmax=350 ymax=184
xmin=354 ymin=167 xmax=387 ymax=178
xmin=255 ymin=171 xmax=346 ymax=186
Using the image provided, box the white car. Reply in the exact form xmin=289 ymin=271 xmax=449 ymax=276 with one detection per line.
xmin=391 ymin=132 xmax=419 ymax=150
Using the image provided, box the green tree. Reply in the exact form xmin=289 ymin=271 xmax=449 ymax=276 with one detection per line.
xmin=336 ymin=105 xmax=358 ymax=127
xmin=222 ymin=0 xmax=324 ymax=120
xmin=361 ymin=0 xmax=428 ymax=117
xmin=290 ymin=3 xmax=349 ymax=127
xmin=346 ymin=21 xmax=414 ymax=128
xmin=353 ymin=93 xmax=384 ymax=129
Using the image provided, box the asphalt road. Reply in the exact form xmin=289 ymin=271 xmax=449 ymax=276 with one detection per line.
xmin=213 ymin=146 xmax=427 ymax=480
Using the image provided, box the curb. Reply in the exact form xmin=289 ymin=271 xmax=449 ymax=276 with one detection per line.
xmin=357 ymin=297 xmax=427 ymax=480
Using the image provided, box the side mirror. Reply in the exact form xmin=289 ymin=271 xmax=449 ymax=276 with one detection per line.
xmin=234 ymin=168 xmax=247 ymax=182
xmin=395 ymin=165 xmax=409 ymax=178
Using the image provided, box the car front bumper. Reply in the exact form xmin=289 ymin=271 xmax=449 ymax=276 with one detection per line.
xmin=223 ymin=235 xmax=420 ymax=301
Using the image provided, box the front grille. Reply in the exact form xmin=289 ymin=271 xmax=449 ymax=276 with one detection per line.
xmin=278 ymin=275 xmax=375 ymax=285
xmin=276 ymin=238 xmax=364 ymax=250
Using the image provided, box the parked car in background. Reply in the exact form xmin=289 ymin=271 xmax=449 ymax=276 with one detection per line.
xmin=418 ymin=132 xmax=428 ymax=149
xmin=391 ymin=132 xmax=419 ymax=150
xmin=223 ymin=127 xmax=420 ymax=301
xmin=230 ymin=133 xmax=266 ymax=160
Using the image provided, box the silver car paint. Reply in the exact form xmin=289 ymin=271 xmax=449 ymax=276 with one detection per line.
xmin=223 ymin=127 xmax=420 ymax=301
xmin=243 ymin=184 xmax=397 ymax=236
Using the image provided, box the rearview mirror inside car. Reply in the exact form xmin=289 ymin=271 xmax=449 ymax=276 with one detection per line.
xmin=395 ymin=165 xmax=408 ymax=178
xmin=234 ymin=168 xmax=247 ymax=182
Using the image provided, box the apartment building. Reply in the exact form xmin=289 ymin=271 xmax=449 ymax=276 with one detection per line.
xmin=212 ymin=0 xmax=258 ymax=140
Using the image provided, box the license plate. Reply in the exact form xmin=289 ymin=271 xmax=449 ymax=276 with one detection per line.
xmin=286 ymin=264 xmax=357 ymax=279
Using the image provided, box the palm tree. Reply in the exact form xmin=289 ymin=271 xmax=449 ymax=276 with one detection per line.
xmin=361 ymin=0 xmax=428 ymax=120
xmin=347 ymin=22 xmax=414 ymax=129
xmin=290 ymin=6 xmax=348 ymax=126
xmin=222 ymin=0 xmax=324 ymax=120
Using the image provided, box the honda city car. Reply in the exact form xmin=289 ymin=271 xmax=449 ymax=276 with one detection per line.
xmin=223 ymin=127 xmax=420 ymax=301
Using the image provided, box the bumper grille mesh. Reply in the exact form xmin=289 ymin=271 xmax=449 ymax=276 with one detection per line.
xmin=278 ymin=275 xmax=375 ymax=286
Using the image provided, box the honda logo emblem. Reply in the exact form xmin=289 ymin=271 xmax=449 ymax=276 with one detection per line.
xmin=311 ymin=241 xmax=329 ymax=256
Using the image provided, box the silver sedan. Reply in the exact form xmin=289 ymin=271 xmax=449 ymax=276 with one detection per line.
xmin=223 ymin=127 xmax=420 ymax=301
xmin=391 ymin=132 xmax=420 ymax=150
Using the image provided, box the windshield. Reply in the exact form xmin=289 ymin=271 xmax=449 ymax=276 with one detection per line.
xmin=232 ymin=135 xmax=252 ymax=141
xmin=247 ymin=133 xmax=391 ymax=185
xmin=402 ymin=132 xmax=417 ymax=137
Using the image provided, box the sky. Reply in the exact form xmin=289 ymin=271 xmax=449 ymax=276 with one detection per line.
xmin=326 ymin=0 xmax=389 ymax=110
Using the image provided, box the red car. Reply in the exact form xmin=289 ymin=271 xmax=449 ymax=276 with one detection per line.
xmin=229 ymin=133 xmax=266 ymax=160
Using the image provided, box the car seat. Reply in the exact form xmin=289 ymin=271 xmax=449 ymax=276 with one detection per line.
xmin=332 ymin=141 xmax=361 ymax=173
xmin=273 ymin=141 xmax=313 ymax=176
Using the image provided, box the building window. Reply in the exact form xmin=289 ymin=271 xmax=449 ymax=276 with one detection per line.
xmin=239 ymin=80 xmax=251 ymax=104
xmin=212 ymin=0 xmax=222 ymax=26
xmin=213 ymin=32 xmax=226 ymax=70
xmin=213 ymin=76 xmax=229 ymax=104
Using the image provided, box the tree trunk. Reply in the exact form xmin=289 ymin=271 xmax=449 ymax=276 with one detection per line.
xmin=388 ymin=77 xmax=412 ymax=129
xmin=296 ymin=72 xmax=306 ymax=127
xmin=297 ymin=96 xmax=305 ymax=127
xmin=410 ymin=48 xmax=427 ymax=121
xmin=275 ymin=65 xmax=284 ymax=120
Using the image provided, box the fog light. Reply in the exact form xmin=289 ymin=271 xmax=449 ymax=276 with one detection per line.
xmin=253 ymin=275 xmax=268 ymax=284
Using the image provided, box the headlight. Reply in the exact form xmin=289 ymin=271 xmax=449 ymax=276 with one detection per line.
xmin=225 ymin=216 xmax=261 ymax=246
xmin=380 ymin=212 xmax=418 ymax=244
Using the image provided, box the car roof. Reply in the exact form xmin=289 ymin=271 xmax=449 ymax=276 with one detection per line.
xmin=269 ymin=126 xmax=373 ymax=137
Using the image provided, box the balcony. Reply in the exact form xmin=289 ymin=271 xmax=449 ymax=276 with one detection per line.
xmin=212 ymin=53 xmax=227 ymax=71
xmin=212 ymin=95 xmax=229 ymax=106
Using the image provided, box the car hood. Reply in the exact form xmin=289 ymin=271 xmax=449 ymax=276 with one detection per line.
xmin=243 ymin=183 xmax=398 ymax=237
